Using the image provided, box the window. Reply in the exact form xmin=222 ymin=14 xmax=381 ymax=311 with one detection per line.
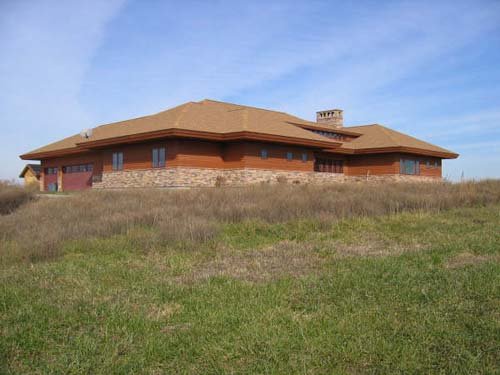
xmin=45 ymin=167 xmax=58 ymax=175
xmin=112 ymin=152 xmax=123 ymax=171
xmin=312 ymin=129 xmax=344 ymax=141
xmin=152 ymin=147 xmax=166 ymax=168
xmin=63 ymin=164 xmax=93 ymax=173
xmin=301 ymin=153 xmax=308 ymax=162
xmin=286 ymin=152 xmax=293 ymax=161
xmin=260 ymin=149 xmax=268 ymax=159
xmin=314 ymin=158 xmax=343 ymax=173
xmin=426 ymin=160 xmax=431 ymax=168
xmin=434 ymin=160 xmax=439 ymax=168
xmin=400 ymin=159 xmax=420 ymax=175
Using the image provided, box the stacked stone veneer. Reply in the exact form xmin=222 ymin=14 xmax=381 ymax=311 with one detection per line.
xmin=92 ymin=167 xmax=439 ymax=189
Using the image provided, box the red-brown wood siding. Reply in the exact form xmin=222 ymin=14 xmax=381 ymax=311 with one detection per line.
xmin=101 ymin=140 xmax=315 ymax=172
xmin=62 ymin=170 xmax=93 ymax=191
xmin=41 ymin=152 xmax=103 ymax=191
xmin=345 ymin=154 xmax=399 ymax=176
xmin=242 ymin=142 xmax=314 ymax=171
xmin=399 ymin=154 xmax=442 ymax=178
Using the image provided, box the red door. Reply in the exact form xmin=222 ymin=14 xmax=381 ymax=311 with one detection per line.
xmin=62 ymin=164 xmax=93 ymax=191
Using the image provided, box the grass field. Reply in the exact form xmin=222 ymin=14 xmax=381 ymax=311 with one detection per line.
xmin=0 ymin=181 xmax=499 ymax=373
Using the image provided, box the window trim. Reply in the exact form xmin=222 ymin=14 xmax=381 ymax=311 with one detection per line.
xmin=112 ymin=151 xmax=124 ymax=171
xmin=400 ymin=158 xmax=420 ymax=175
xmin=152 ymin=147 xmax=166 ymax=168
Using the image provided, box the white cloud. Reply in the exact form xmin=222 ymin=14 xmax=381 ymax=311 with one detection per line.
xmin=0 ymin=0 xmax=126 ymax=180
xmin=0 ymin=0 xmax=499 ymax=180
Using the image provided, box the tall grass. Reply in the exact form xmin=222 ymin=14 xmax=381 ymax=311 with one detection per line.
xmin=1 ymin=180 xmax=499 ymax=263
xmin=0 ymin=180 xmax=36 ymax=215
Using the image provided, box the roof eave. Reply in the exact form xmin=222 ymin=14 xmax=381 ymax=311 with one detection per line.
xmin=287 ymin=121 xmax=363 ymax=136
xmin=75 ymin=129 xmax=341 ymax=150
xmin=348 ymin=146 xmax=459 ymax=159
xmin=20 ymin=147 xmax=86 ymax=160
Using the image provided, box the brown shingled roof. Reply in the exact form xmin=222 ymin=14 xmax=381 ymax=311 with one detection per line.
xmin=339 ymin=124 xmax=458 ymax=158
xmin=20 ymin=100 xmax=458 ymax=160
xmin=21 ymin=99 xmax=340 ymax=159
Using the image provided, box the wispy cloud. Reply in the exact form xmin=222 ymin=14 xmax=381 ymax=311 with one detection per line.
xmin=0 ymin=0 xmax=126 ymax=179
xmin=0 ymin=0 xmax=499 ymax=181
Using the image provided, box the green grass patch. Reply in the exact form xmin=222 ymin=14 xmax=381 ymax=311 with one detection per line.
xmin=1 ymin=205 xmax=499 ymax=373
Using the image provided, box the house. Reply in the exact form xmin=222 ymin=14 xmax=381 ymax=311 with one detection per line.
xmin=19 ymin=164 xmax=41 ymax=187
xmin=20 ymin=99 xmax=458 ymax=191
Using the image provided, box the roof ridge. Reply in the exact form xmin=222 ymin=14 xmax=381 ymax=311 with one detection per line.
xmin=376 ymin=124 xmax=401 ymax=144
xmin=344 ymin=124 xmax=379 ymax=129
xmin=201 ymin=98 xmax=290 ymax=116
xmin=173 ymin=102 xmax=192 ymax=127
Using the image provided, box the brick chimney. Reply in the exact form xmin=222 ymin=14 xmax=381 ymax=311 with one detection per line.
xmin=316 ymin=109 xmax=343 ymax=128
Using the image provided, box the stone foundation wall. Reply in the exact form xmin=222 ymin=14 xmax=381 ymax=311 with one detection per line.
xmin=92 ymin=167 xmax=439 ymax=189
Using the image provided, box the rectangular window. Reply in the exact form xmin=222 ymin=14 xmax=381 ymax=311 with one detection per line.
xmin=45 ymin=167 xmax=58 ymax=175
xmin=434 ymin=160 xmax=439 ymax=168
xmin=152 ymin=147 xmax=166 ymax=168
xmin=301 ymin=153 xmax=308 ymax=162
xmin=286 ymin=151 xmax=293 ymax=161
xmin=314 ymin=159 xmax=343 ymax=173
xmin=112 ymin=152 xmax=123 ymax=171
xmin=260 ymin=149 xmax=268 ymax=159
xmin=63 ymin=164 xmax=94 ymax=173
xmin=400 ymin=159 xmax=420 ymax=175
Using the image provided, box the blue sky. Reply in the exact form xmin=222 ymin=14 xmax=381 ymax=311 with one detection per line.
xmin=1 ymin=0 xmax=499 ymax=181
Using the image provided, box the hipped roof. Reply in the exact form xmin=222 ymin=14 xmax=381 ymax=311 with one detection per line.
xmin=20 ymin=99 xmax=458 ymax=159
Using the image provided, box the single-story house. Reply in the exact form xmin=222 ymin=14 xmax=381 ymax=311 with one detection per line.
xmin=19 ymin=164 xmax=41 ymax=187
xmin=20 ymin=99 xmax=458 ymax=191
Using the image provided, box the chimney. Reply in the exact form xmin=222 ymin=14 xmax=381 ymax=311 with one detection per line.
xmin=316 ymin=109 xmax=343 ymax=128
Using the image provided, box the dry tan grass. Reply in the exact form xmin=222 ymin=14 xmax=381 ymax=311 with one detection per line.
xmin=1 ymin=180 xmax=499 ymax=264
xmin=445 ymin=252 xmax=500 ymax=269
xmin=180 ymin=241 xmax=322 ymax=283
xmin=0 ymin=180 xmax=36 ymax=215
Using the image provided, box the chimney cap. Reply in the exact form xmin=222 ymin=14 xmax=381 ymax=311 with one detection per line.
xmin=316 ymin=108 xmax=343 ymax=128
xmin=316 ymin=108 xmax=343 ymax=113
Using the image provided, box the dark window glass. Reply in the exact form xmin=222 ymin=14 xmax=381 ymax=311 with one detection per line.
xmin=113 ymin=152 xmax=123 ymax=171
xmin=152 ymin=147 xmax=166 ymax=168
xmin=45 ymin=167 xmax=58 ymax=175
xmin=400 ymin=159 xmax=420 ymax=175
xmin=286 ymin=152 xmax=293 ymax=161
xmin=314 ymin=159 xmax=343 ymax=173
xmin=301 ymin=153 xmax=308 ymax=162
xmin=152 ymin=148 xmax=158 ymax=167
xmin=261 ymin=149 xmax=268 ymax=159
xmin=159 ymin=147 xmax=166 ymax=167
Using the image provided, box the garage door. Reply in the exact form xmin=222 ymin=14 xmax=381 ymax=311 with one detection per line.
xmin=62 ymin=164 xmax=93 ymax=191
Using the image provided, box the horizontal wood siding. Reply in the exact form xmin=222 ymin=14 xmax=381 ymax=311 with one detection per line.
xmin=42 ymin=152 xmax=103 ymax=176
xmin=242 ymin=142 xmax=314 ymax=171
xmin=346 ymin=154 xmax=399 ymax=176
xmin=400 ymin=154 xmax=442 ymax=178
xmin=223 ymin=142 xmax=245 ymax=168
xmin=175 ymin=140 xmax=225 ymax=168
xmin=102 ymin=140 xmax=176 ymax=172
xmin=101 ymin=140 xmax=316 ymax=172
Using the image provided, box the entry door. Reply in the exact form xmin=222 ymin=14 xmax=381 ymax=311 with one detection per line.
xmin=44 ymin=167 xmax=58 ymax=191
